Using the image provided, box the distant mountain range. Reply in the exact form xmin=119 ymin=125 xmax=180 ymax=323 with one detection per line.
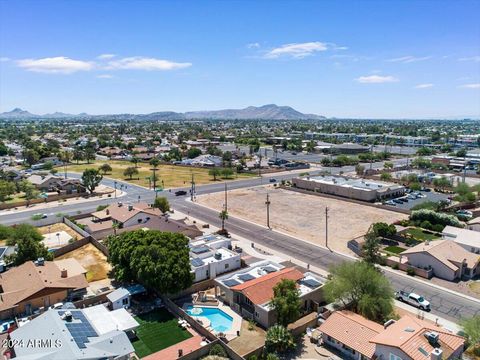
xmin=0 ymin=104 xmax=326 ymax=121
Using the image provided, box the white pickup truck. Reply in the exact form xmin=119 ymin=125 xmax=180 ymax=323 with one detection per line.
xmin=395 ymin=291 xmax=431 ymax=311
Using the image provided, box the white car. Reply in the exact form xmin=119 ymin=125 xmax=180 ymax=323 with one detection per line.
xmin=395 ymin=291 xmax=431 ymax=311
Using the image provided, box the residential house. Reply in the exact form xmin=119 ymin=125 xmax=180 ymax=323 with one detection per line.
xmin=442 ymin=225 xmax=480 ymax=254
xmin=27 ymin=174 xmax=62 ymax=191
xmin=467 ymin=217 xmax=480 ymax=232
xmin=319 ymin=311 xmax=465 ymax=360
xmin=182 ymin=155 xmax=223 ymax=167
xmin=9 ymin=306 xmax=137 ymax=360
xmin=215 ymin=261 xmax=324 ymax=328
xmin=56 ymin=179 xmax=87 ymax=194
xmin=91 ymin=202 xmax=162 ymax=229
xmin=0 ymin=259 xmax=88 ymax=319
xmin=400 ymin=240 xmax=480 ymax=281
xmin=189 ymin=235 xmax=241 ymax=283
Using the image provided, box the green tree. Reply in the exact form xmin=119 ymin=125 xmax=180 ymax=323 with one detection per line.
xmin=108 ymin=230 xmax=193 ymax=294
xmin=7 ymin=223 xmax=43 ymax=246
xmin=221 ymin=167 xmax=234 ymax=179
xmin=187 ymin=147 xmax=202 ymax=159
xmin=372 ymin=222 xmax=396 ymax=238
xmin=153 ymin=197 xmax=170 ymax=213
xmin=23 ymin=149 xmax=40 ymax=167
xmin=19 ymin=180 xmax=39 ymax=203
xmin=209 ymin=168 xmax=221 ymax=181
xmin=323 ymin=261 xmax=394 ymax=322
xmin=123 ymin=166 xmax=139 ymax=180
xmin=81 ymin=168 xmax=103 ymax=193
xmin=355 ymin=164 xmax=365 ymax=176
xmin=149 ymin=158 xmax=160 ymax=168
xmin=265 ymin=325 xmax=295 ymax=353
xmin=461 ymin=315 xmax=480 ymax=356
xmin=209 ymin=344 xmax=227 ymax=357
xmin=270 ymin=279 xmax=301 ymax=326
xmin=432 ymin=176 xmax=451 ymax=192
xmin=380 ymin=172 xmax=392 ymax=181
xmin=6 ymin=224 xmax=52 ymax=266
xmin=130 ymin=156 xmax=139 ymax=168
xmin=362 ymin=230 xmax=381 ymax=265
xmin=0 ymin=180 xmax=16 ymax=202
xmin=99 ymin=163 xmax=112 ymax=174
xmin=0 ymin=225 xmax=13 ymax=241
xmin=384 ymin=161 xmax=394 ymax=169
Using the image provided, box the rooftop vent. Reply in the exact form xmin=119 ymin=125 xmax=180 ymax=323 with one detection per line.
xmin=424 ymin=331 xmax=440 ymax=346
xmin=35 ymin=257 xmax=45 ymax=266
xmin=214 ymin=252 xmax=222 ymax=260
xmin=383 ymin=319 xmax=396 ymax=329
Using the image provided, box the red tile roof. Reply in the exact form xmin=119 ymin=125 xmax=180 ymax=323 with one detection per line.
xmin=231 ymin=267 xmax=304 ymax=305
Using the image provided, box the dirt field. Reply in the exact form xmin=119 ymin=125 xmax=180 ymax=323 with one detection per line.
xmin=57 ymin=243 xmax=111 ymax=282
xmin=197 ymin=186 xmax=408 ymax=255
xmin=37 ymin=223 xmax=83 ymax=240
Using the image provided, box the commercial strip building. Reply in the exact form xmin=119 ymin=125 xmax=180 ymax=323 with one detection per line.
xmin=293 ymin=175 xmax=405 ymax=202
xmin=215 ymin=260 xmax=325 ymax=328
xmin=319 ymin=310 xmax=465 ymax=360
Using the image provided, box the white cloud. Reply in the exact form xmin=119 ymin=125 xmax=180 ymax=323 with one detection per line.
xmin=387 ymin=56 xmax=431 ymax=63
xmin=97 ymin=54 xmax=116 ymax=60
xmin=97 ymin=74 xmax=114 ymax=79
xmin=459 ymin=83 xmax=480 ymax=89
xmin=106 ymin=56 xmax=192 ymax=71
xmin=16 ymin=56 xmax=94 ymax=74
xmin=246 ymin=42 xmax=260 ymax=49
xmin=458 ymin=56 xmax=480 ymax=62
xmin=355 ymin=75 xmax=398 ymax=83
xmin=0 ymin=57 xmax=10 ymax=62
xmin=415 ymin=83 xmax=434 ymax=89
xmin=264 ymin=42 xmax=328 ymax=59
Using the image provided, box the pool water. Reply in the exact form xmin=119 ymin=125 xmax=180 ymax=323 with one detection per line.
xmin=186 ymin=306 xmax=233 ymax=333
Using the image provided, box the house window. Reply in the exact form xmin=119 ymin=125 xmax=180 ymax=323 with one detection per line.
xmin=225 ymin=263 xmax=229 ymax=269
xmin=122 ymin=298 xmax=129 ymax=305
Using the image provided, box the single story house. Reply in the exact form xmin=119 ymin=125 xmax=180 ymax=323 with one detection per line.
xmin=215 ymin=261 xmax=324 ymax=328
xmin=0 ymin=259 xmax=88 ymax=319
xmin=467 ymin=216 xmax=480 ymax=232
xmin=9 ymin=307 xmax=136 ymax=359
xmin=319 ymin=311 xmax=465 ymax=360
xmin=442 ymin=225 xmax=480 ymax=254
xmin=27 ymin=174 xmax=62 ymax=191
xmin=400 ymin=240 xmax=480 ymax=281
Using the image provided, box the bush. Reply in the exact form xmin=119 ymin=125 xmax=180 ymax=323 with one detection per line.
xmin=392 ymin=263 xmax=399 ymax=270
xmin=410 ymin=209 xmax=462 ymax=228
xmin=420 ymin=220 xmax=433 ymax=230
xmin=96 ymin=204 xmax=108 ymax=211
xmin=209 ymin=344 xmax=227 ymax=358
xmin=406 ymin=268 xmax=416 ymax=276
xmin=432 ymin=224 xmax=444 ymax=233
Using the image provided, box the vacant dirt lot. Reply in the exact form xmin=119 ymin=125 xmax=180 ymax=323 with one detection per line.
xmin=37 ymin=223 xmax=83 ymax=239
xmin=197 ymin=186 xmax=407 ymax=255
xmin=57 ymin=243 xmax=111 ymax=282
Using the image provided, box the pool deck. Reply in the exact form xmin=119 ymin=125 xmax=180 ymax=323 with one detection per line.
xmin=182 ymin=302 xmax=242 ymax=341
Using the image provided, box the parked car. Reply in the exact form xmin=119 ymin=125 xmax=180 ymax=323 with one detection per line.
xmin=395 ymin=291 xmax=430 ymax=311
xmin=269 ymin=178 xmax=277 ymax=183
xmin=50 ymin=302 xmax=64 ymax=310
xmin=175 ymin=190 xmax=187 ymax=196
xmin=33 ymin=213 xmax=48 ymax=219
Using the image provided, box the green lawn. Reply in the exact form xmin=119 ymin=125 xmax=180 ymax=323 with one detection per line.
xmin=132 ymin=308 xmax=192 ymax=358
xmin=66 ymin=160 xmax=255 ymax=189
xmin=405 ymin=228 xmax=439 ymax=241
xmin=384 ymin=245 xmax=407 ymax=254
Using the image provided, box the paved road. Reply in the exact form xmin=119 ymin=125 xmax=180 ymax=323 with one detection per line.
xmin=1 ymin=158 xmax=478 ymax=321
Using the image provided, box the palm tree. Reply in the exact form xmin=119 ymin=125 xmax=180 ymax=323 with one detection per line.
xmin=219 ymin=209 xmax=228 ymax=232
xmin=149 ymin=158 xmax=160 ymax=190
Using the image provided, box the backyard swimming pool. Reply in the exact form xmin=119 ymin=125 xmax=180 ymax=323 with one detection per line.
xmin=186 ymin=306 xmax=233 ymax=333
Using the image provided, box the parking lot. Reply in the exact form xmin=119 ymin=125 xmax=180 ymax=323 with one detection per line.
xmin=384 ymin=190 xmax=450 ymax=210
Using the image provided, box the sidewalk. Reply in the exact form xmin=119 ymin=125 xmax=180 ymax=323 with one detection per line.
xmin=0 ymin=186 xmax=126 ymax=216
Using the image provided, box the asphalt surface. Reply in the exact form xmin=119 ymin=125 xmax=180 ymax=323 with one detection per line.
xmin=1 ymin=158 xmax=478 ymax=322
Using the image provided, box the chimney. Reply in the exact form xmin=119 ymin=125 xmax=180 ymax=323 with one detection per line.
xmin=61 ymin=269 xmax=68 ymax=278
xmin=128 ymin=205 xmax=133 ymax=211
xmin=430 ymin=348 xmax=442 ymax=360
xmin=106 ymin=209 xmax=109 ymax=215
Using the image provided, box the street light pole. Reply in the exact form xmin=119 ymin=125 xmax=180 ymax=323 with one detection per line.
xmin=190 ymin=173 xmax=196 ymax=201
xmin=224 ymin=182 xmax=228 ymax=211
xmin=325 ymin=206 xmax=329 ymax=249
xmin=265 ymin=193 xmax=271 ymax=229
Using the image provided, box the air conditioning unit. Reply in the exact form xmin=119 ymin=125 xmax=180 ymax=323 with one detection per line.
xmin=424 ymin=331 xmax=440 ymax=344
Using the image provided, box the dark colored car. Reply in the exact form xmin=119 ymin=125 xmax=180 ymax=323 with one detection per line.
xmin=269 ymin=178 xmax=277 ymax=183
xmin=175 ymin=190 xmax=187 ymax=196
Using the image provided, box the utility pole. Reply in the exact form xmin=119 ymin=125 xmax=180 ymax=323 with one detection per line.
xmin=114 ymin=181 xmax=117 ymax=199
xmin=152 ymin=167 xmax=157 ymax=197
xmin=369 ymin=145 xmax=374 ymax=171
xmin=258 ymin=154 xmax=262 ymax=177
xmin=463 ymin=152 xmax=467 ymax=183
xmin=190 ymin=173 xmax=196 ymax=201
xmin=224 ymin=182 xmax=228 ymax=211
xmin=325 ymin=206 xmax=329 ymax=249
xmin=265 ymin=193 xmax=271 ymax=229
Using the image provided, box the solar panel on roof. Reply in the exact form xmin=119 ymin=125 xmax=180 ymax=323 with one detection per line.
xmin=223 ymin=279 xmax=240 ymax=287
xmin=262 ymin=266 xmax=277 ymax=273
xmin=302 ymin=278 xmax=321 ymax=288
xmin=191 ymin=258 xmax=205 ymax=267
xmin=63 ymin=311 xmax=98 ymax=349
xmin=191 ymin=246 xmax=210 ymax=254
xmin=238 ymin=274 xmax=255 ymax=282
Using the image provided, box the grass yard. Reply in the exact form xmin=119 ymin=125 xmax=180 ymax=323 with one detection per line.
xmin=405 ymin=228 xmax=439 ymax=241
xmin=384 ymin=245 xmax=407 ymax=255
xmin=66 ymin=160 xmax=255 ymax=189
xmin=132 ymin=308 xmax=192 ymax=358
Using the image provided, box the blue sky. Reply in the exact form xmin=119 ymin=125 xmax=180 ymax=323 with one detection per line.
xmin=0 ymin=0 xmax=479 ymax=118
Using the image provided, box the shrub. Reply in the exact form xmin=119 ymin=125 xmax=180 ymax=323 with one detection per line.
xmin=392 ymin=263 xmax=399 ymax=270
xmin=420 ymin=220 xmax=433 ymax=230
xmin=406 ymin=268 xmax=416 ymax=276
xmin=209 ymin=344 xmax=227 ymax=358
xmin=96 ymin=204 xmax=108 ymax=211
xmin=410 ymin=209 xmax=462 ymax=228
xmin=432 ymin=224 xmax=444 ymax=233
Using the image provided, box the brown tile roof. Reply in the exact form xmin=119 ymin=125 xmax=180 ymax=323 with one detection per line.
xmin=0 ymin=260 xmax=88 ymax=312
xmin=231 ymin=267 xmax=304 ymax=305
xmin=401 ymin=240 xmax=480 ymax=270
xmin=370 ymin=315 xmax=465 ymax=360
xmin=319 ymin=311 xmax=383 ymax=358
